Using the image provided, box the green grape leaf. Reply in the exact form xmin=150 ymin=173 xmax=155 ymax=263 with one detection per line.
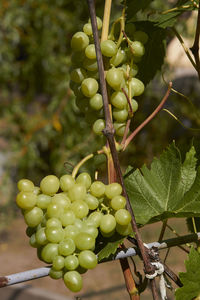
xmin=97 ymin=234 xmax=125 ymax=262
xmin=132 ymin=21 xmax=166 ymax=85
xmin=124 ymin=143 xmax=199 ymax=225
xmin=126 ymin=0 xmax=154 ymax=19
xmin=175 ymin=247 xmax=200 ymax=300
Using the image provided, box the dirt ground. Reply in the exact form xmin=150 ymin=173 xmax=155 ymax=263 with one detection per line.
xmin=0 ymin=217 xmax=189 ymax=300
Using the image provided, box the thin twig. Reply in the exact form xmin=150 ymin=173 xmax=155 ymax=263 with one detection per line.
xmin=190 ymin=4 xmax=200 ymax=79
xmin=163 ymin=263 xmax=183 ymax=287
xmin=158 ymin=220 xmax=168 ymax=242
xmin=101 ymin=0 xmax=112 ymax=42
xmin=123 ymin=82 xmax=172 ymax=151
xmin=87 ymin=2 xmax=157 ymax=297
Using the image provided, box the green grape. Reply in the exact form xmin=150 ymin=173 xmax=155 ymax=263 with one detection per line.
xmin=47 ymin=203 xmax=62 ymax=218
xmin=17 ymin=179 xmax=34 ymax=192
xmin=45 ymin=226 xmax=65 ymax=243
xmin=63 ymin=271 xmax=83 ymax=292
xmin=87 ymin=70 xmax=99 ymax=80
xmin=24 ymin=207 xmax=44 ymax=227
xmin=100 ymin=214 xmax=116 ymax=233
xmin=114 ymin=122 xmax=127 ymax=137
xmin=85 ymin=44 xmax=96 ymax=59
xmin=75 ymin=232 xmax=95 ymax=250
xmin=92 ymin=119 xmax=105 ymax=135
xmin=131 ymin=41 xmax=145 ymax=57
xmin=29 ymin=233 xmax=38 ymax=248
xmin=35 ymin=227 xmax=48 ymax=245
xmin=83 ymin=23 xmax=93 ymax=35
xmin=116 ymin=223 xmax=133 ymax=236
xmin=83 ymin=57 xmax=98 ymax=72
xmin=51 ymin=193 xmax=71 ymax=209
xmin=68 ymin=183 xmax=86 ymax=202
xmin=84 ymin=194 xmax=99 ymax=210
xmin=60 ymin=175 xmax=75 ymax=192
xmin=26 ymin=226 xmax=36 ymax=237
xmin=134 ymin=30 xmax=149 ymax=44
xmin=65 ymin=255 xmax=79 ymax=271
xmin=115 ymin=209 xmax=131 ymax=226
xmin=71 ymin=51 xmax=85 ymax=66
xmin=16 ymin=192 xmax=37 ymax=210
xmin=76 ymin=172 xmax=91 ymax=189
xmin=70 ymin=68 xmax=87 ymax=84
xmin=46 ymin=217 xmax=62 ymax=228
xmin=81 ymin=78 xmax=99 ymax=98
xmin=81 ymin=224 xmax=98 ymax=239
xmin=106 ymin=68 xmax=124 ymax=91
xmin=121 ymin=63 xmax=138 ymax=78
xmin=64 ymin=225 xmax=79 ymax=240
xmin=75 ymin=97 xmax=89 ymax=113
xmin=49 ymin=268 xmax=63 ymax=280
xmin=105 ymin=183 xmax=122 ymax=199
xmin=78 ymin=250 xmax=97 ymax=269
xmin=74 ymin=219 xmax=83 ymax=230
xmin=111 ymin=91 xmax=127 ymax=109
xmin=129 ymin=78 xmax=144 ymax=96
xmin=71 ymin=32 xmax=89 ymax=51
xmin=58 ymin=238 xmax=76 ymax=256
xmin=129 ymin=99 xmax=138 ymax=113
xmin=41 ymin=243 xmax=59 ymax=263
xmin=60 ymin=210 xmax=76 ymax=226
xmin=110 ymin=49 xmax=126 ymax=66
xmin=90 ymin=181 xmax=105 ymax=198
xmin=40 ymin=175 xmax=60 ymax=196
xmin=71 ymin=201 xmax=89 ymax=219
xmin=88 ymin=16 xmax=102 ymax=30
xmin=36 ymin=194 xmax=51 ymax=209
xmin=88 ymin=211 xmax=102 ymax=227
xmin=113 ymin=107 xmax=128 ymax=122
xmin=52 ymin=255 xmax=65 ymax=271
xmin=41 ymin=214 xmax=48 ymax=227
xmin=111 ymin=195 xmax=126 ymax=210
xmin=89 ymin=93 xmax=103 ymax=110
xmin=101 ymin=40 xmax=117 ymax=57
xmin=33 ymin=186 xmax=40 ymax=195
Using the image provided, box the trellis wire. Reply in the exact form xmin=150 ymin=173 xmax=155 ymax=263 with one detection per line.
xmin=1 ymin=232 xmax=200 ymax=288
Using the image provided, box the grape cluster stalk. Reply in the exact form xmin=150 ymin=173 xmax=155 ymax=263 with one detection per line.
xmin=16 ymin=174 xmax=132 ymax=292
xmin=70 ymin=16 xmax=148 ymax=138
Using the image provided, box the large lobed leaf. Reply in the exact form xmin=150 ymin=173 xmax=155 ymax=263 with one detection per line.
xmin=124 ymin=143 xmax=199 ymax=225
xmin=175 ymin=247 xmax=200 ymax=300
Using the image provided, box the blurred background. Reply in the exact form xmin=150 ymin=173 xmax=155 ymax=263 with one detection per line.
xmin=0 ymin=0 xmax=200 ymax=299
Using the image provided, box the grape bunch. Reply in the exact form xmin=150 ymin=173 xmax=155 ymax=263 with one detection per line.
xmin=70 ymin=17 xmax=148 ymax=137
xmin=16 ymin=173 xmax=132 ymax=292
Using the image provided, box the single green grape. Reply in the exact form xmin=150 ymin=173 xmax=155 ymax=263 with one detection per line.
xmin=68 ymin=183 xmax=87 ymax=202
xmin=113 ymin=122 xmax=127 ymax=137
xmin=111 ymin=195 xmax=126 ymax=210
xmin=83 ymin=23 xmax=93 ymax=35
xmin=46 ymin=217 xmax=62 ymax=228
xmin=100 ymin=214 xmax=116 ymax=233
xmin=81 ymin=78 xmax=99 ymax=98
xmin=84 ymin=194 xmax=99 ymax=210
xmin=41 ymin=243 xmax=59 ymax=263
xmin=75 ymin=232 xmax=95 ymax=250
xmin=63 ymin=271 xmax=83 ymax=292
xmin=115 ymin=209 xmax=131 ymax=226
xmin=85 ymin=44 xmax=96 ymax=59
xmin=83 ymin=57 xmax=98 ymax=72
xmin=88 ymin=211 xmax=102 ymax=227
xmin=88 ymin=16 xmax=102 ymax=30
xmin=60 ymin=174 xmax=75 ymax=192
xmin=110 ymin=49 xmax=126 ymax=67
xmin=111 ymin=91 xmax=127 ymax=109
xmin=40 ymin=175 xmax=60 ymax=196
xmin=64 ymin=225 xmax=79 ymax=240
xmin=129 ymin=99 xmax=138 ymax=113
xmin=45 ymin=226 xmax=65 ymax=243
xmin=105 ymin=183 xmax=122 ymax=199
xmin=58 ymin=238 xmax=76 ymax=256
xmin=47 ymin=203 xmax=62 ymax=219
xmin=90 ymin=181 xmax=105 ymax=198
xmin=52 ymin=255 xmax=65 ymax=271
xmin=71 ymin=32 xmax=89 ymax=51
xmin=106 ymin=68 xmax=124 ymax=91
xmin=51 ymin=193 xmax=71 ymax=209
xmin=33 ymin=186 xmax=40 ymax=195
xmin=78 ymin=250 xmax=97 ymax=269
xmin=113 ymin=107 xmax=128 ymax=122
xmin=131 ymin=41 xmax=145 ymax=57
xmin=92 ymin=119 xmax=105 ymax=135
xmin=35 ymin=227 xmax=48 ymax=245
xmin=60 ymin=210 xmax=76 ymax=226
xmin=129 ymin=78 xmax=144 ymax=96
xmin=89 ymin=93 xmax=103 ymax=110
xmin=134 ymin=31 xmax=149 ymax=44
xmin=49 ymin=268 xmax=63 ymax=280
xmin=36 ymin=194 xmax=51 ymax=209
xmin=81 ymin=224 xmax=98 ymax=239
xmin=65 ymin=255 xmax=79 ymax=271
xmin=24 ymin=207 xmax=44 ymax=227
xmin=70 ymin=68 xmax=87 ymax=84
xmin=76 ymin=172 xmax=91 ymax=189
xmin=29 ymin=233 xmax=38 ymax=248
xmin=17 ymin=179 xmax=34 ymax=192
xmin=101 ymin=40 xmax=117 ymax=57
xmin=71 ymin=201 xmax=89 ymax=219
xmin=16 ymin=192 xmax=37 ymax=210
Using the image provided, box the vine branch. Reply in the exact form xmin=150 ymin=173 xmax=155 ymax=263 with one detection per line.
xmin=190 ymin=3 xmax=200 ymax=79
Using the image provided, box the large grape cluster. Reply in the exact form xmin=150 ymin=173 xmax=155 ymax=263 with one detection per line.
xmin=70 ymin=18 xmax=148 ymax=137
xmin=16 ymin=173 xmax=132 ymax=292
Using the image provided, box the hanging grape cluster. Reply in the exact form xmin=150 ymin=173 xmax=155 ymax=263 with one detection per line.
xmin=16 ymin=174 xmax=132 ymax=292
xmin=70 ymin=17 xmax=148 ymax=137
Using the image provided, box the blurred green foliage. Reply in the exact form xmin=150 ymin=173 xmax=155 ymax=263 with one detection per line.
xmin=0 ymin=0 xmax=199 ymax=218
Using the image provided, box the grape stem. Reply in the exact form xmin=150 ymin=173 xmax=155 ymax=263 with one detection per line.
xmin=72 ymin=153 xmax=94 ymax=178
xmin=87 ymin=1 xmax=158 ymax=298
xmin=101 ymin=0 xmax=112 ymax=42
xmin=122 ymin=82 xmax=172 ymax=151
